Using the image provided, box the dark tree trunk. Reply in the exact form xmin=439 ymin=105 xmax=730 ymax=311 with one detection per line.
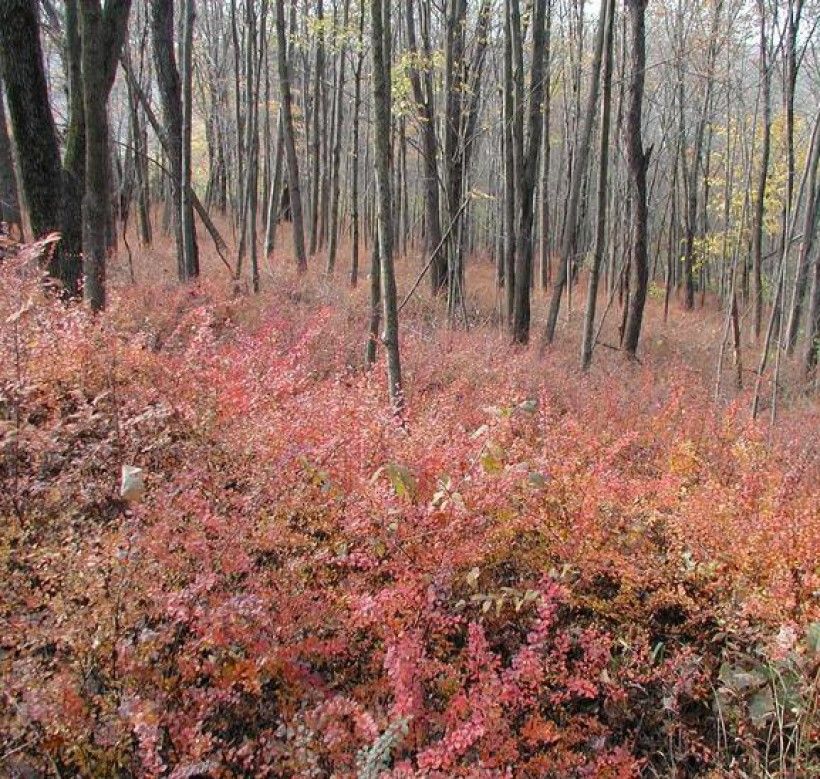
xmin=443 ymin=0 xmax=467 ymax=321
xmin=62 ymin=0 xmax=86 ymax=291
xmin=0 ymin=75 xmax=22 ymax=236
xmin=79 ymin=0 xmax=111 ymax=310
xmin=152 ymin=0 xmax=198 ymax=281
xmin=511 ymin=0 xmax=548 ymax=344
xmin=63 ymin=0 xmax=131 ymax=293
xmin=622 ymin=0 xmax=650 ymax=357
xmin=308 ymin=0 xmax=325 ymax=256
xmin=371 ymin=0 xmax=402 ymax=407
xmin=275 ymin=0 xmax=308 ymax=272
xmin=406 ymin=0 xmax=444 ymax=295
xmin=326 ymin=0 xmax=350 ymax=275
xmin=349 ymin=0 xmax=365 ymax=286
xmin=0 ymin=0 xmax=63 ymax=279
xmin=751 ymin=0 xmax=770 ymax=340
xmin=502 ymin=0 xmax=516 ymax=324
xmin=180 ymin=0 xmax=199 ymax=280
xmin=580 ymin=0 xmax=615 ymax=370
xmin=543 ymin=0 xmax=608 ymax=345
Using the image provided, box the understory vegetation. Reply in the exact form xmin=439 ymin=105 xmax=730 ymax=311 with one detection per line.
xmin=1 ymin=235 xmax=818 ymax=777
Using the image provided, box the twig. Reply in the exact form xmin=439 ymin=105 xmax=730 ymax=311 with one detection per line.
xmin=398 ymin=197 xmax=471 ymax=313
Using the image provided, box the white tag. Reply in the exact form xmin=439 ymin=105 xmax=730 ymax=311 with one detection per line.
xmin=120 ymin=465 xmax=145 ymax=502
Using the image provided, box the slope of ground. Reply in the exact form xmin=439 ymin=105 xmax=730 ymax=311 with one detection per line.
xmin=1 ymin=233 xmax=818 ymax=777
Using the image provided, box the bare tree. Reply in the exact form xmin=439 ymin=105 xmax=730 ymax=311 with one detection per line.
xmin=622 ymin=0 xmax=650 ymax=357
xmin=581 ymin=0 xmax=615 ymax=370
xmin=0 ymin=0 xmax=63 ymax=276
xmin=370 ymin=0 xmax=402 ymax=407
xmin=275 ymin=0 xmax=308 ymax=272
xmin=152 ymin=0 xmax=198 ymax=281
xmin=510 ymin=0 xmax=548 ymax=344
xmin=0 ymin=75 xmax=22 ymax=237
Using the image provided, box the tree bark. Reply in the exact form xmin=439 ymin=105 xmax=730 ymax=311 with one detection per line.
xmin=750 ymin=0 xmax=770 ymax=340
xmin=180 ymin=0 xmax=199 ymax=280
xmin=326 ymin=0 xmax=350 ymax=274
xmin=406 ymin=0 xmax=444 ymax=295
xmin=786 ymin=106 xmax=820 ymax=354
xmin=152 ymin=0 xmax=198 ymax=281
xmin=0 ymin=75 xmax=22 ymax=236
xmin=370 ymin=0 xmax=403 ymax=407
xmin=0 ymin=0 xmax=62 ymax=277
xmin=349 ymin=0 xmax=365 ymax=286
xmin=308 ymin=0 xmax=325 ymax=256
xmin=581 ymin=0 xmax=615 ymax=370
xmin=511 ymin=0 xmax=548 ymax=344
xmin=64 ymin=0 xmax=131 ymax=292
xmin=79 ymin=0 xmax=111 ymax=310
xmin=622 ymin=0 xmax=650 ymax=358
xmin=543 ymin=0 xmax=609 ymax=345
xmin=275 ymin=0 xmax=308 ymax=272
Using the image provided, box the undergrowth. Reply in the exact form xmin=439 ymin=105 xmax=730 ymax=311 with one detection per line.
xmin=1 ymin=235 xmax=818 ymax=777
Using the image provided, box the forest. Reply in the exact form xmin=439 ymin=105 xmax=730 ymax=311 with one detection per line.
xmin=0 ymin=0 xmax=819 ymax=775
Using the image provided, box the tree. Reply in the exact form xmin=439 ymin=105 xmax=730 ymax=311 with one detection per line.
xmin=64 ymin=0 xmax=132 ymax=294
xmin=0 ymin=0 xmax=63 ymax=279
xmin=406 ymin=0 xmax=444 ymax=295
xmin=622 ymin=0 xmax=650 ymax=358
xmin=275 ymin=0 xmax=307 ymax=273
xmin=510 ymin=0 xmax=548 ymax=344
xmin=152 ymin=0 xmax=198 ymax=282
xmin=750 ymin=0 xmax=771 ymax=339
xmin=180 ymin=0 xmax=198 ymax=281
xmin=543 ymin=0 xmax=609 ymax=345
xmin=580 ymin=0 xmax=615 ymax=370
xmin=370 ymin=0 xmax=402 ymax=407
xmin=79 ymin=0 xmax=113 ymax=310
xmin=326 ymin=0 xmax=351 ymax=275
xmin=0 ymin=74 xmax=22 ymax=237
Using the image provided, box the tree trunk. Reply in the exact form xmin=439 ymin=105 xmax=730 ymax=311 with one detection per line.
xmin=786 ymin=108 xmax=820 ymax=354
xmin=370 ymin=0 xmax=402 ymax=407
xmin=502 ymin=0 xmax=516 ymax=324
xmin=350 ymin=0 xmax=365 ymax=286
xmin=0 ymin=0 xmax=63 ymax=278
xmin=308 ymin=0 xmax=325 ymax=256
xmin=622 ymin=0 xmax=649 ymax=358
xmin=264 ymin=111 xmax=285 ymax=257
xmin=580 ymin=0 xmax=615 ymax=370
xmin=443 ymin=0 xmax=467 ymax=322
xmin=406 ymin=0 xmax=444 ymax=295
xmin=180 ymin=0 xmax=200 ymax=280
xmin=805 ymin=236 xmax=820 ymax=383
xmin=326 ymin=0 xmax=350 ymax=274
xmin=543 ymin=0 xmax=609 ymax=345
xmin=0 ymin=75 xmax=22 ymax=236
xmin=511 ymin=0 xmax=548 ymax=344
xmin=750 ymin=0 xmax=770 ymax=340
xmin=275 ymin=0 xmax=308 ymax=272
xmin=152 ymin=0 xmax=198 ymax=281
xmin=538 ymin=1 xmax=553 ymax=290
xmin=79 ymin=0 xmax=110 ymax=311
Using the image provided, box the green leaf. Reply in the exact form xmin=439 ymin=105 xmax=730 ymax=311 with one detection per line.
xmin=517 ymin=398 xmax=538 ymax=414
xmin=805 ymin=622 xmax=820 ymax=655
xmin=748 ymin=686 xmax=775 ymax=727
xmin=480 ymin=442 xmax=504 ymax=474
xmin=718 ymin=663 xmax=766 ymax=693
xmin=527 ymin=472 xmax=547 ymax=488
xmin=384 ymin=463 xmax=417 ymax=501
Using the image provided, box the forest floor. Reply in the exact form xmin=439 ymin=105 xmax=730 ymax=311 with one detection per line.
xmin=1 ymin=226 xmax=818 ymax=777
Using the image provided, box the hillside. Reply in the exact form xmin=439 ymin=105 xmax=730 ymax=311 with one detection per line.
xmin=1 ymin=233 xmax=818 ymax=777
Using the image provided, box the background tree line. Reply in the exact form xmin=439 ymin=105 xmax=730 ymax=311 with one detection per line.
xmin=1 ymin=0 xmax=819 ymax=408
